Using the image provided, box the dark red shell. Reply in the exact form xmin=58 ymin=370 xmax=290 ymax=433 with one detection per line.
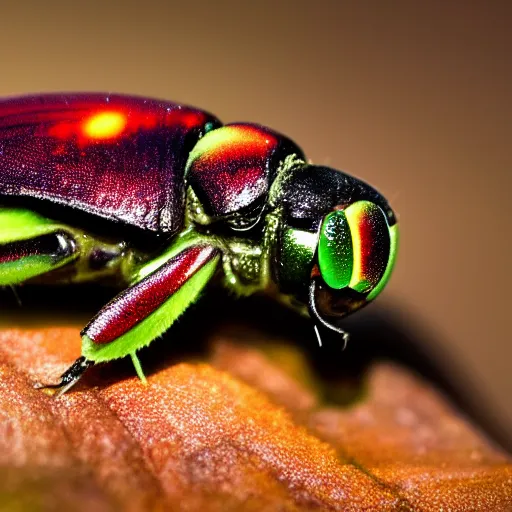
xmin=186 ymin=123 xmax=305 ymax=222
xmin=0 ymin=94 xmax=220 ymax=234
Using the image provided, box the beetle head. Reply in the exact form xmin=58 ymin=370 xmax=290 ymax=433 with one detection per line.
xmin=269 ymin=165 xmax=398 ymax=335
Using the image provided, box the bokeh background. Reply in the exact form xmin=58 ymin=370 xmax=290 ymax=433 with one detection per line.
xmin=0 ymin=1 xmax=510 ymax=445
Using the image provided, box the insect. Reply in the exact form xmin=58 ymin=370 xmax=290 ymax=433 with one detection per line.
xmin=0 ymin=93 xmax=398 ymax=394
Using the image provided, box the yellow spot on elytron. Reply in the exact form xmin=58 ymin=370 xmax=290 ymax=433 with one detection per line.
xmin=83 ymin=111 xmax=127 ymax=139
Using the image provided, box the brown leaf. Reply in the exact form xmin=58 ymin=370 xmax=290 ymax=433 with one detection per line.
xmin=0 ymin=325 xmax=511 ymax=511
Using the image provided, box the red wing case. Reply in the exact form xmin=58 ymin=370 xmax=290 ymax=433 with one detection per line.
xmin=0 ymin=94 xmax=220 ymax=234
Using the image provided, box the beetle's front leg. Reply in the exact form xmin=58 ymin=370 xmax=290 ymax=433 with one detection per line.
xmin=35 ymin=240 xmax=220 ymax=394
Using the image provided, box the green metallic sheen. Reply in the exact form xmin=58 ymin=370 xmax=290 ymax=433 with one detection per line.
xmin=278 ymin=227 xmax=317 ymax=294
xmin=0 ymin=208 xmax=63 ymax=243
xmin=0 ymin=255 xmax=55 ymax=285
xmin=318 ymin=210 xmax=353 ymax=290
xmin=366 ymin=222 xmax=399 ymax=301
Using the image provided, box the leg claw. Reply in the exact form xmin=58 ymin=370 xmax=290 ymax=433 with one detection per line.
xmin=33 ymin=356 xmax=94 ymax=396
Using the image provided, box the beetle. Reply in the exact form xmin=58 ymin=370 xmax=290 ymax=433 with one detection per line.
xmin=0 ymin=93 xmax=398 ymax=394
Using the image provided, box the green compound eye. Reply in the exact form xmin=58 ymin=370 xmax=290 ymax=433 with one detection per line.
xmin=318 ymin=210 xmax=353 ymax=289
xmin=318 ymin=201 xmax=397 ymax=298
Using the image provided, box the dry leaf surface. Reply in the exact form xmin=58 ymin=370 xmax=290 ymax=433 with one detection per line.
xmin=0 ymin=324 xmax=510 ymax=511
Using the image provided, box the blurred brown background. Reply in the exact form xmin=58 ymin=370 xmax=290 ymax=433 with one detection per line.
xmin=0 ymin=1 xmax=510 ymax=443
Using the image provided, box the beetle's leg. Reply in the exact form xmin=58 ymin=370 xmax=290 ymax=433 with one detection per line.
xmin=54 ymin=240 xmax=219 ymax=388
xmin=308 ymin=279 xmax=350 ymax=349
xmin=0 ymin=209 xmax=78 ymax=285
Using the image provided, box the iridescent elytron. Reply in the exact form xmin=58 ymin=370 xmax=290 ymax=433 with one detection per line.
xmin=0 ymin=94 xmax=398 ymax=393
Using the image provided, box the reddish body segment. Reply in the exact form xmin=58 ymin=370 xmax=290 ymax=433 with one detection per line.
xmin=83 ymin=245 xmax=218 ymax=344
xmin=186 ymin=123 xmax=304 ymax=222
xmin=0 ymin=94 xmax=220 ymax=233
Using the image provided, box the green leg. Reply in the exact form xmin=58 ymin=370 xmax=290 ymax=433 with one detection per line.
xmin=0 ymin=208 xmax=78 ymax=285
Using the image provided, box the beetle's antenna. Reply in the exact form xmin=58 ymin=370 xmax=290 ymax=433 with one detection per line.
xmin=341 ymin=332 xmax=349 ymax=351
xmin=308 ymin=279 xmax=350 ymax=350
xmin=313 ymin=324 xmax=323 ymax=347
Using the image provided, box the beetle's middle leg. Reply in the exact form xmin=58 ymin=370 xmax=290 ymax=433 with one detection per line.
xmin=0 ymin=207 xmax=136 ymax=287
xmin=0 ymin=207 xmax=137 ymax=395
xmin=0 ymin=208 xmax=79 ymax=286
